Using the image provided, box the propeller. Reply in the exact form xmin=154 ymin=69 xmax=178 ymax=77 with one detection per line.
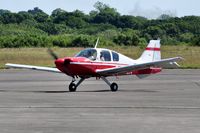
xmin=47 ymin=48 xmax=59 ymax=60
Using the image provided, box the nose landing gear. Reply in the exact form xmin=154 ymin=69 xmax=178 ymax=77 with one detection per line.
xmin=69 ymin=77 xmax=85 ymax=92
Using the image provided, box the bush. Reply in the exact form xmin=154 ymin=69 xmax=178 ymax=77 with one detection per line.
xmin=50 ymin=35 xmax=74 ymax=47
xmin=113 ymin=33 xmax=139 ymax=46
xmin=71 ymin=35 xmax=95 ymax=47
xmin=191 ymin=36 xmax=200 ymax=46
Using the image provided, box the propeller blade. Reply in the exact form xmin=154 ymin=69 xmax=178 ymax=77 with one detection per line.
xmin=47 ymin=48 xmax=59 ymax=60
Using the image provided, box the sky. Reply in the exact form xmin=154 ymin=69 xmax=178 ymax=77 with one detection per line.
xmin=0 ymin=0 xmax=200 ymax=19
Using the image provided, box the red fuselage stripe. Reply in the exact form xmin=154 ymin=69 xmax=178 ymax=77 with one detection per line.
xmin=145 ymin=47 xmax=160 ymax=51
xmin=70 ymin=62 xmax=127 ymax=66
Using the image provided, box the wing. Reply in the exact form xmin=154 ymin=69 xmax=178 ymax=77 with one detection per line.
xmin=5 ymin=63 xmax=61 ymax=73
xmin=96 ymin=57 xmax=183 ymax=76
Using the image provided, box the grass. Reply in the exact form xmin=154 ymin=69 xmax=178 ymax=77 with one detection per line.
xmin=1 ymin=46 xmax=200 ymax=69
xmin=0 ymin=48 xmax=83 ymax=69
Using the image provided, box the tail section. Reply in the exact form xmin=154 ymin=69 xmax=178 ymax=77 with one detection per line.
xmin=138 ymin=40 xmax=161 ymax=62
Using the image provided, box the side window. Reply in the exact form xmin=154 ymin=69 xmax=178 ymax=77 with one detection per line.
xmin=100 ymin=50 xmax=111 ymax=61
xmin=112 ymin=52 xmax=119 ymax=61
xmin=75 ymin=49 xmax=97 ymax=61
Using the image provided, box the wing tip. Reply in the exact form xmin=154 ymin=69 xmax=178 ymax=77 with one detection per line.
xmin=5 ymin=63 xmax=13 ymax=68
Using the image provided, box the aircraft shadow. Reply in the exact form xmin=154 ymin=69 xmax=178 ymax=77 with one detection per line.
xmin=78 ymin=90 xmax=110 ymax=92
xmin=0 ymin=90 xmax=67 ymax=93
xmin=0 ymin=89 xmax=157 ymax=93
xmin=0 ymin=90 xmax=110 ymax=93
xmin=29 ymin=90 xmax=111 ymax=93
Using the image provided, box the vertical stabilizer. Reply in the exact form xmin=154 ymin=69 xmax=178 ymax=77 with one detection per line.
xmin=138 ymin=40 xmax=161 ymax=62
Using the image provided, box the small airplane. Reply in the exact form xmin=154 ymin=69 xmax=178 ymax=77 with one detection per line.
xmin=5 ymin=39 xmax=182 ymax=92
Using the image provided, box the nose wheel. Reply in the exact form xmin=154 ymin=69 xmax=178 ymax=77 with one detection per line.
xmin=69 ymin=82 xmax=77 ymax=92
xmin=69 ymin=78 xmax=85 ymax=92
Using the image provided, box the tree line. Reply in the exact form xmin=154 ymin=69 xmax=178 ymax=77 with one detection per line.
xmin=0 ymin=1 xmax=200 ymax=48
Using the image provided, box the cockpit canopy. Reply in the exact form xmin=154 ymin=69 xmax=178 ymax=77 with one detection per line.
xmin=75 ymin=48 xmax=119 ymax=62
xmin=75 ymin=49 xmax=97 ymax=61
xmin=75 ymin=48 xmax=119 ymax=61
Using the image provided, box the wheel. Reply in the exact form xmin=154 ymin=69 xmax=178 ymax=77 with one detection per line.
xmin=110 ymin=82 xmax=118 ymax=92
xmin=69 ymin=82 xmax=77 ymax=92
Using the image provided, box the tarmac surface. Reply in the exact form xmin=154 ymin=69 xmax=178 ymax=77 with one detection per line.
xmin=0 ymin=69 xmax=200 ymax=133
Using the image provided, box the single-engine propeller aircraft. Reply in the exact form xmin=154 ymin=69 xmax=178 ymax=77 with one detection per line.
xmin=5 ymin=39 xmax=182 ymax=92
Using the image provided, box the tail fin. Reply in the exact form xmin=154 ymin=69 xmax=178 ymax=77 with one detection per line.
xmin=137 ymin=40 xmax=161 ymax=62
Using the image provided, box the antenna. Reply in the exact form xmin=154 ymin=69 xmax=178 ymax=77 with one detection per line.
xmin=94 ymin=37 xmax=99 ymax=48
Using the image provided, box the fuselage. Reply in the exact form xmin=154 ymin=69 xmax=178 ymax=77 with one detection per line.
xmin=55 ymin=48 xmax=161 ymax=77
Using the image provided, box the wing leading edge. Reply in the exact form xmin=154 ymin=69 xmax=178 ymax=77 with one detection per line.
xmin=5 ymin=63 xmax=61 ymax=73
xmin=96 ymin=57 xmax=183 ymax=76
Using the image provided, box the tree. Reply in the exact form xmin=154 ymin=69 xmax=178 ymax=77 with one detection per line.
xmin=144 ymin=26 xmax=165 ymax=39
xmin=91 ymin=1 xmax=119 ymax=24
xmin=158 ymin=14 xmax=173 ymax=20
xmin=66 ymin=16 xmax=87 ymax=28
xmin=52 ymin=11 xmax=69 ymax=24
xmin=179 ymin=33 xmax=194 ymax=43
xmin=21 ymin=19 xmax=38 ymax=27
xmin=28 ymin=7 xmax=49 ymax=22
xmin=192 ymin=36 xmax=200 ymax=46
xmin=34 ymin=12 xmax=49 ymax=22
xmin=0 ymin=9 xmax=11 ymax=15
xmin=28 ymin=7 xmax=44 ymax=15
xmin=114 ymin=31 xmax=139 ymax=46
xmin=72 ymin=10 xmax=85 ymax=18
xmin=89 ymin=10 xmax=98 ymax=18
xmin=51 ymin=8 xmax=66 ymax=17
xmin=1 ymin=12 xmax=18 ymax=23
xmin=116 ymin=15 xmax=139 ymax=29
xmin=72 ymin=36 xmax=93 ymax=47
xmin=94 ymin=1 xmax=119 ymax=16
xmin=37 ymin=22 xmax=59 ymax=35
xmin=78 ymin=23 xmax=116 ymax=35
xmin=161 ymin=23 xmax=180 ymax=37
xmin=92 ymin=12 xmax=116 ymax=24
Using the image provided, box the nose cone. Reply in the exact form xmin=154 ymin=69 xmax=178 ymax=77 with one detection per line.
xmin=55 ymin=58 xmax=73 ymax=73
xmin=55 ymin=58 xmax=65 ymax=72
xmin=55 ymin=58 xmax=64 ymax=66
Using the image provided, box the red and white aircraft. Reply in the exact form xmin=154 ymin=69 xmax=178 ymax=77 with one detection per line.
xmin=6 ymin=39 xmax=182 ymax=92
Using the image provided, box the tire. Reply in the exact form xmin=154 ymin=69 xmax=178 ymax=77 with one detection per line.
xmin=69 ymin=83 xmax=77 ymax=92
xmin=110 ymin=83 xmax=118 ymax=92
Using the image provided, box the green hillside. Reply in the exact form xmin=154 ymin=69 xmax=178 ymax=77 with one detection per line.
xmin=0 ymin=2 xmax=199 ymax=48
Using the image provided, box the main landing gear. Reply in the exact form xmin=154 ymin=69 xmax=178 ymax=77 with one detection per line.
xmin=101 ymin=77 xmax=118 ymax=92
xmin=68 ymin=76 xmax=118 ymax=92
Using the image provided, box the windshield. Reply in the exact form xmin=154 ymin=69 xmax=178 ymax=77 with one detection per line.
xmin=75 ymin=49 xmax=97 ymax=61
